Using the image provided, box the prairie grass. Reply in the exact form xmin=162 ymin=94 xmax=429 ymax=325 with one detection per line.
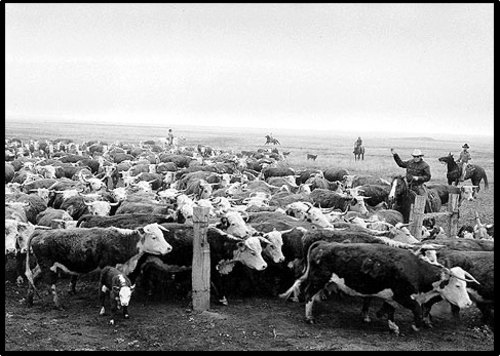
xmin=5 ymin=118 xmax=494 ymax=230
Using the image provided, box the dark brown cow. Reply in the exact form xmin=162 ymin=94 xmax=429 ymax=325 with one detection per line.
xmin=281 ymin=241 xmax=476 ymax=335
xmin=138 ymin=224 xmax=268 ymax=305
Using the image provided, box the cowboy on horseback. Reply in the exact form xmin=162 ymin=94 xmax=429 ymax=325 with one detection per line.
xmin=354 ymin=136 xmax=362 ymax=150
xmin=457 ymin=143 xmax=471 ymax=182
xmin=391 ymin=148 xmax=431 ymax=208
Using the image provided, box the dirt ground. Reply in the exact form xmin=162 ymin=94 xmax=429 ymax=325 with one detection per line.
xmin=4 ymin=261 xmax=494 ymax=352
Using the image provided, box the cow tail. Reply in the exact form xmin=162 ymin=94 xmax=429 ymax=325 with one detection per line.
xmin=24 ymin=232 xmax=36 ymax=290
xmin=279 ymin=240 xmax=323 ymax=301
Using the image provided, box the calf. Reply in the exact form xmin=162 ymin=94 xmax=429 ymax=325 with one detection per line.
xmin=99 ymin=266 xmax=136 ymax=322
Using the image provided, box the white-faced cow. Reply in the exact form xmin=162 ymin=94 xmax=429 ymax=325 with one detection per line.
xmin=25 ymin=223 xmax=172 ymax=309
xmin=280 ymin=241 xmax=476 ymax=335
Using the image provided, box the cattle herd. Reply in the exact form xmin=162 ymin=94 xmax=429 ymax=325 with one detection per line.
xmin=4 ymin=137 xmax=494 ymax=334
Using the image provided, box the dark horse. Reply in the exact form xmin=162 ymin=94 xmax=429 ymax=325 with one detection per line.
xmin=353 ymin=145 xmax=365 ymax=161
xmin=387 ymin=175 xmax=441 ymax=223
xmin=264 ymin=134 xmax=280 ymax=145
xmin=438 ymin=153 xmax=488 ymax=192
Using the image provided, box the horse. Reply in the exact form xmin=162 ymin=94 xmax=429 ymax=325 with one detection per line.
xmin=264 ymin=135 xmax=280 ymax=145
xmin=353 ymin=145 xmax=365 ymax=161
xmin=438 ymin=153 xmax=488 ymax=192
xmin=387 ymin=175 xmax=441 ymax=223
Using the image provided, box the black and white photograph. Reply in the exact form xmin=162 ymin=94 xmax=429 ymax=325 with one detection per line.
xmin=5 ymin=3 xmax=494 ymax=351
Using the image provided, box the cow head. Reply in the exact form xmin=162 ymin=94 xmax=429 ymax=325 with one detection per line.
xmin=460 ymin=185 xmax=477 ymax=201
xmin=111 ymin=187 xmax=127 ymax=202
xmin=457 ymin=225 xmax=474 ymax=239
xmin=112 ymin=276 xmax=136 ymax=308
xmin=233 ymin=235 xmax=267 ymax=271
xmin=261 ymin=230 xmax=285 ymax=263
xmin=218 ymin=211 xmax=254 ymax=238
xmin=84 ymin=200 xmax=118 ymax=216
xmin=434 ymin=266 xmax=477 ymax=309
xmin=136 ymin=223 xmax=172 ymax=255
xmin=349 ymin=195 xmax=369 ymax=216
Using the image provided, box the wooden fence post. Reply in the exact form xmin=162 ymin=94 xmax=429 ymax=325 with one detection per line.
xmin=192 ymin=206 xmax=211 ymax=312
xmin=410 ymin=195 xmax=426 ymax=240
xmin=447 ymin=194 xmax=460 ymax=238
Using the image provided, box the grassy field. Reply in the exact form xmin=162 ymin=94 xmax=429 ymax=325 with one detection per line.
xmin=5 ymin=118 xmax=494 ymax=228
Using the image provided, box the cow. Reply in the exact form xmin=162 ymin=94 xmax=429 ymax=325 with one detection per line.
xmin=340 ymin=175 xmax=388 ymax=189
xmin=457 ymin=225 xmax=475 ymax=239
xmin=421 ymin=249 xmax=494 ymax=326
xmin=260 ymin=166 xmax=295 ymax=181
xmin=5 ymin=219 xmax=51 ymax=284
xmin=306 ymin=154 xmax=317 ymax=161
xmin=356 ymin=184 xmax=391 ymax=207
xmin=77 ymin=213 xmax=176 ymax=228
xmin=35 ymin=207 xmax=73 ymax=227
xmin=138 ymin=224 xmax=268 ymax=305
xmin=285 ymin=201 xmax=334 ymax=229
xmin=310 ymin=189 xmax=369 ymax=216
xmin=212 ymin=211 xmax=259 ymax=238
xmin=323 ymin=168 xmax=349 ymax=183
xmin=99 ymin=266 xmax=136 ymax=323
xmin=25 ymin=223 xmax=173 ymax=309
xmin=83 ymin=200 xmax=120 ymax=217
xmin=280 ymin=241 xmax=477 ymax=335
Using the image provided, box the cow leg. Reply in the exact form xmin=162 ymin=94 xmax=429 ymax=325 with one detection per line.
xmin=68 ymin=275 xmax=78 ymax=295
xmin=51 ymin=284 xmax=63 ymax=310
xmin=361 ymin=298 xmax=372 ymax=323
xmin=99 ymin=286 xmax=108 ymax=316
xmin=304 ymin=290 xmax=324 ymax=324
xmin=476 ymin=302 xmax=493 ymax=325
xmin=376 ymin=302 xmax=400 ymax=335
xmin=395 ymin=296 xmax=424 ymax=332
xmin=450 ymin=303 xmax=461 ymax=321
xmin=15 ymin=252 xmax=27 ymax=285
xmin=421 ymin=296 xmax=443 ymax=328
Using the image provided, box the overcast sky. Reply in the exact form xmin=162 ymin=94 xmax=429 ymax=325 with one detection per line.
xmin=5 ymin=3 xmax=494 ymax=136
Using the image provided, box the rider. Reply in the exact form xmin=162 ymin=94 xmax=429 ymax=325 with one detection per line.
xmin=457 ymin=143 xmax=471 ymax=182
xmin=390 ymin=148 xmax=431 ymax=201
xmin=354 ymin=136 xmax=363 ymax=149
xmin=167 ymin=129 xmax=174 ymax=146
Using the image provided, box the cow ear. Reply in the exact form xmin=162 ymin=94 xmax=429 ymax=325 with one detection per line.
xmin=130 ymin=284 xmax=136 ymax=291
xmin=137 ymin=227 xmax=145 ymax=235
xmin=113 ymin=286 xmax=120 ymax=292
xmin=237 ymin=241 xmax=245 ymax=251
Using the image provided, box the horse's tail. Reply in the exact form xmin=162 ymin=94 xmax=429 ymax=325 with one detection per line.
xmin=483 ymin=171 xmax=489 ymax=190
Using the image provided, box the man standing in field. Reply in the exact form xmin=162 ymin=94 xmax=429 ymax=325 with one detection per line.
xmin=167 ymin=129 xmax=174 ymax=146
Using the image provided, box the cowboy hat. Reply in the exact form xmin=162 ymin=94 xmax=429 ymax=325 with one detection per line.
xmin=462 ymin=143 xmax=469 ymax=149
xmin=411 ymin=149 xmax=423 ymax=157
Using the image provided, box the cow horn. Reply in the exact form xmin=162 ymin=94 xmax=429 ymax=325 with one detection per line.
xmin=83 ymin=200 xmax=97 ymax=205
xmin=445 ymin=267 xmax=480 ymax=284
xmin=109 ymin=201 xmax=120 ymax=206
xmin=463 ymin=271 xmax=481 ymax=285
xmin=157 ymin=225 xmax=169 ymax=232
